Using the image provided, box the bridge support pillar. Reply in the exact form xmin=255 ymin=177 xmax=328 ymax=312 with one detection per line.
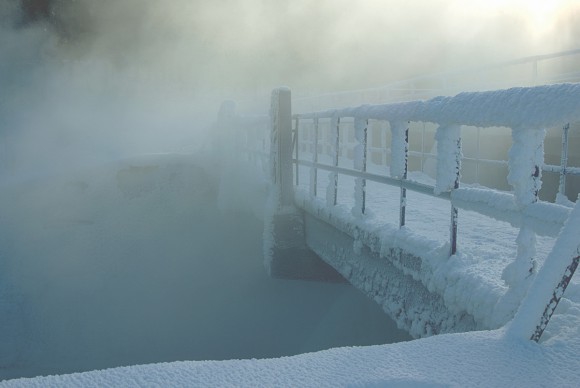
xmin=264 ymin=87 xmax=345 ymax=282
xmin=265 ymin=209 xmax=345 ymax=282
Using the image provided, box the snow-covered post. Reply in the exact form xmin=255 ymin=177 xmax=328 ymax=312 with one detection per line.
xmin=269 ymin=87 xmax=294 ymax=208
xmin=326 ymin=115 xmax=340 ymax=207
xmin=434 ymin=124 xmax=462 ymax=256
xmin=310 ymin=117 xmax=319 ymax=197
xmin=508 ymin=127 xmax=545 ymax=208
xmin=504 ymin=128 xmax=545 ymax=277
xmin=265 ymin=87 xmax=341 ymax=281
xmin=494 ymin=127 xmax=546 ymax=326
xmin=390 ymin=121 xmax=409 ymax=228
xmin=507 ymin=194 xmax=580 ymax=341
xmin=353 ymin=118 xmax=368 ymax=216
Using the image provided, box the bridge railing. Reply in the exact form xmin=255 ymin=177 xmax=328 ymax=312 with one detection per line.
xmin=233 ymin=85 xmax=580 ymax=235
xmin=292 ymin=86 xmax=578 ymax=248
xmin=227 ymin=84 xmax=580 ymax=340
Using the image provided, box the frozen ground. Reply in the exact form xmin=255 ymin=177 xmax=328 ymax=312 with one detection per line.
xmin=4 ymin=327 xmax=580 ymax=387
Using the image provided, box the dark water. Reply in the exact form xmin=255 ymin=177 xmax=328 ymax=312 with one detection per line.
xmin=0 ymin=164 xmax=410 ymax=381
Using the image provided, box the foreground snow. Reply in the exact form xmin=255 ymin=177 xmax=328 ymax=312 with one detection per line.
xmin=4 ymin=328 xmax=580 ymax=387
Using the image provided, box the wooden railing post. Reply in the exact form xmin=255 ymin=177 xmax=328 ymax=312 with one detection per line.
xmin=270 ymin=87 xmax=294 ymax=208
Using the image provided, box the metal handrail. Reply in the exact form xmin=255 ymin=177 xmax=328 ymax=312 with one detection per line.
xmin=295 ymin=159 xmax=446 ymax=199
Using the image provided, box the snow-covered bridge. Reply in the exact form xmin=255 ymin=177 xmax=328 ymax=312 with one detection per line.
xmin=218 ymin=83 xmax=580 ymax=340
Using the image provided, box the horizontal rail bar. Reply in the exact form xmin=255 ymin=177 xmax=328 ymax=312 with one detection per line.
xmin=294 ymin=159 xmax=447 ymax=199
xmin=289 ymin=148 xmax=580 ymax=176
xmin=543 ymin=164 xmax=580 ymax=176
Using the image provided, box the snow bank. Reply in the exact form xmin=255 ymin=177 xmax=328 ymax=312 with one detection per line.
xmin=6 ymin=329 xmax=580 ymax=387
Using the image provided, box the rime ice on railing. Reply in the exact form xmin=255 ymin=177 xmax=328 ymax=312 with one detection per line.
xmin=326 ymin=115 xmax=340 ymax=207
xmin=493 ymin=126 xmax=547 ymax=325
xmin=433 ymin=124 xmax=462 ymax=255
xmin=434 ymin=125 xmax=462 ymax=196
xmin=389 ymin=122 xmax=408 ymax=179
xmin=507 ymin=127 xmax=545 ymax=208
xmin=389 ymin=121 xmax=409 ymax=227
xmin=353 ymin=118 xmax=368 ymax=216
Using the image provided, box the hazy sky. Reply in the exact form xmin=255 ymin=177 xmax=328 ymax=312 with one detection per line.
xmin=0 ymin=0 xmax=579 ymax=172
xmin=5 ymin=0 xmax=580 ymax=94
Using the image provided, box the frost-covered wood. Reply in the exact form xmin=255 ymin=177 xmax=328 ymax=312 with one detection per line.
xmin=269 ymin=87 xmax=293 ymax=208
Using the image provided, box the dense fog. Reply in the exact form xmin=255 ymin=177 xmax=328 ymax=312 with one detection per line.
xmin=1 ymin=0 xmax=579 ymax=380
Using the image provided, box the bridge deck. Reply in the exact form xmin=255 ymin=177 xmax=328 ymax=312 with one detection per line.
xmin=285 ymin=156 xmax=572 ymax=336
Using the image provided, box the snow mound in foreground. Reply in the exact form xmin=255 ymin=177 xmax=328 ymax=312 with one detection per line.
xmin=5 ymin=328 xmax=580 ymax=387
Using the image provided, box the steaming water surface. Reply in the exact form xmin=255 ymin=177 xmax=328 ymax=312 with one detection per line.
xmin=0 ymin=157 xmax=410 ymax=380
